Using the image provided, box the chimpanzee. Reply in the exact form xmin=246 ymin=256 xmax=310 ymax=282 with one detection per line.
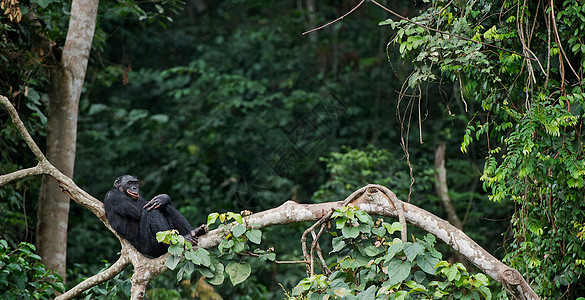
xmin=104 ymin=175 xmax=207 ymax=257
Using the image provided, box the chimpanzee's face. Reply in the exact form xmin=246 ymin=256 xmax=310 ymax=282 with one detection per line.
xmin=115 ymin=175 xmax=140 ymax=199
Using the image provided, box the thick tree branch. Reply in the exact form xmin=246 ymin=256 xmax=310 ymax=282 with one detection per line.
xmin=1 ymin=95 xmax=539 ymax=299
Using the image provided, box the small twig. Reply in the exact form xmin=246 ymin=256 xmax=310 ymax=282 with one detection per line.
xmin=310 ymin=225 xmax=330 ymax=276
xmin=302 ymin=0 xmax=366 ymax=36
xmin=301 ymin=209 xmax=334 ymax=276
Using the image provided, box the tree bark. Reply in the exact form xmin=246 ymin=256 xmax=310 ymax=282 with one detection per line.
xmin=434 ymin=142 xmax=463 ymax=229
xmin=36 ymin=0 xmax=99 ymax=281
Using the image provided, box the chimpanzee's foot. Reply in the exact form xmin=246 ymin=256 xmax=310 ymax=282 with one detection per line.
xmin=184 ymin=234 xmax=198 ymax=246
xmin=184 ymin=224 xmax=208 ymax=246
xmin=191 ymin=224 xmax=208 ymax=236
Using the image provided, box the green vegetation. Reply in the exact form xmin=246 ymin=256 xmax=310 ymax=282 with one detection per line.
xmin=1 ymin=0 xmax=584 ymax=298
xmin=0 ymin=240 xmax=64 ymax=299
xmin=292 ymin=206 xmax=493 ymax=299
xmin=382 ymin=0 xmax=585 ymax=297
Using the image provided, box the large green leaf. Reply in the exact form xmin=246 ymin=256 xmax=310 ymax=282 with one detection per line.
xmin=226 ymin=262 xmax=251 ymax=286
xmin=403 ymin=242 xmax=425 ymax=262
xmin=342 ymin=226 xmax=360 ymax=239
xmin=386 ymin=260 xmax=412 ymax=286
xmin=416 ymin=253 xmax=440 ymax=275
xmin=232 ymin=224 xmax=246 ymax=237
xmin=245 ymin=228 xmax=262 ymax=244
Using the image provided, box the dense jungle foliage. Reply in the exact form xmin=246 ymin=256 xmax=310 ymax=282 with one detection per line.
xmin=1 ymin=0 xmax=584 ymax=298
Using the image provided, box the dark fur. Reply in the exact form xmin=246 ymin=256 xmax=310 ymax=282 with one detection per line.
xmin=104 ymin=175 xmax=206 ymax=257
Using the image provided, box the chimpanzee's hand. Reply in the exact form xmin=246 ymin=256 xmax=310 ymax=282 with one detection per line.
xmin=143 ymin=194 xmax=171 ymax=211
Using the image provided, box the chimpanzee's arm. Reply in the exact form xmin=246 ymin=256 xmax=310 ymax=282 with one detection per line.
xmin=143 ymin=194 xmax=171 ymax=211
xmin=104 ymin=190 xmax=143 ymax=220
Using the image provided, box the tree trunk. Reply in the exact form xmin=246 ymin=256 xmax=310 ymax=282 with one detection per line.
xmin=36 ymin=0 xmax=99 ymax=281
xmin=434 ymin=142 xmax=463 ymax=229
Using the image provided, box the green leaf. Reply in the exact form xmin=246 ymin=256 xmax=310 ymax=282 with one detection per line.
xmin=403 ymin=242 xmax=425 ymax=262
xmin=245 ymin=228 xmax=262 ymax=244
xmin=416 ymin=253 xmax=441 ymax=275
xmin=207 ymin=213 xmax=219 ymax=226
xmin=379 ymin=18 xmax=395 ymax=26
xmin=227 ymin=212 xmax=243 ymax=224
xmin=194 ymin=248 xmax=211 ymax=267
xmin=447 ymin=265 xmax=460 ymax=281
xmin=372 ymin=227 xmax=386 ymax=237
xmin=413 ymin=270 xmax=427 ymax=283
xmin=342 ymin=226 xmax=360 ymax=239
xmin=393 ymin=290 xmax=408 ymax=300
xmin=233 ymin=241 xmax=246 ymax=253
xmin=128 ymin=109 xmax=149 ymax=122
xmin=357 ymin=285 xmax=377 ymax=299
xmin=332 ymin=237 xmax=346 ymax=252
xmin=364 ymin=245 xmax=383 ymax=257
xmin=183 ymin=261 xmax=195 ymax=277
xmin=232 ymin=224 xmax=246 ymax=237
xmin=150 ymin=114 xmax=169 ymax=123
xmin=336 ymin=218 xmax=346 ymax=229
xmin=13 ymin=274 xmax=27 ymax=290
xmin=384 ymin=240 xmax=403 ymax=260
xmin=355 ymin=210 xmax=372 ymax=224
xmin=168 ymin=244 xmax=183 ymax=256
xmin=185 ymin=249 xmax=195 ymax=261
xmin=196 ymin=266 xmax=214 ymax=278
xmin=260 ymin=252 xmax=276 ymax=261
xmin=226 ymin=262 xmax=251 ymax=286
xmin=165 ymin=254 xmax=181 ymax=270
xmin=30 ymin=0 xmax=55 ymax=9
xmin=156 ymin=231 xmax=167 ymax=242
xmin=478 ymin=285 xmax=492 ymax=300
xmin=207 ymin=263 xmax=225 ymax=285
xmin=383 ymin=222 xmax=403 ymax=235
xmin=386 ymin=260 xmax=412 ymax=285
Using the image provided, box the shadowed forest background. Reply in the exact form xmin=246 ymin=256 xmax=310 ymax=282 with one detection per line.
xmin=2 ymin=0 xmax=584 ymax=298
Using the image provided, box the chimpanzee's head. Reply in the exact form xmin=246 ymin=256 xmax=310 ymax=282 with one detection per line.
xmin=114 ymin=175 xmax=140 ymax=199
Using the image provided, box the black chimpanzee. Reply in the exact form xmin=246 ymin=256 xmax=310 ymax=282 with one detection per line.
xmin=104 ymin=175 xmax=207 ymax=257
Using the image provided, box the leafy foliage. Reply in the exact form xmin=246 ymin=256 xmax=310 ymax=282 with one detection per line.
xmin=382 ymin=0 xmax=585 ymax=296
xmin=0 ymin=239 xmax=65 ymax=298
xmin=290 ymin=206 xmax=494 ymax=299
xmin=157 ymin=210 xmax=268 ymax=293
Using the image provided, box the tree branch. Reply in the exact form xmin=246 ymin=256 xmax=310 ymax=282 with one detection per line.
xmin=1 ymin=95 xmax=539 ymax=299
xmin=57 ymin=255 xmax=130 ymax=299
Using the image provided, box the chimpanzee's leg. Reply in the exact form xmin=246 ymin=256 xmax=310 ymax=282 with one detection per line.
xmin=159 ymin=205 xmax=194 ymax=235
xmin=139 ymin=209 xmax=172 ymax=257
xmin=159 ymin=205 xmax=208 ymax=243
